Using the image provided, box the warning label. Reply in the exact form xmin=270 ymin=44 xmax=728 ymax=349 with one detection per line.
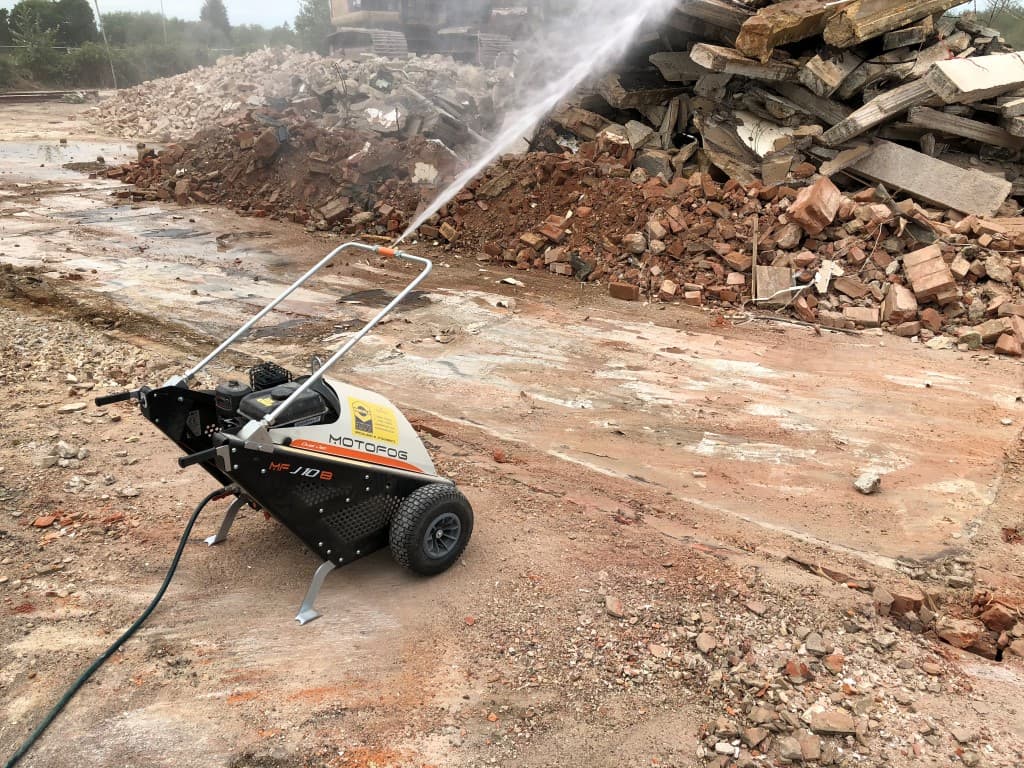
xmin=349 ymin=398 xmax=399 ymax=444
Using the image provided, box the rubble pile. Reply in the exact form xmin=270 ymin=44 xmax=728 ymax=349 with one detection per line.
xmin=106 ymin=117 xmax=1024 ymax=353
xmin=485 ymin=562 xmax=1024 ymax=768
xmin=427 ymin=144 xmax=1024 ymax=355
xmin=90 ymin=46 xmax=511 ymax=149
xmin=555 ymin=4 xmax=1024 ymax=217
xmin=104 ymin=113 xmax=457 ymax=229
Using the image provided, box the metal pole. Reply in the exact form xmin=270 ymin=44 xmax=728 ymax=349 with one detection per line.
xmin=91 ymin=0 xmax=118 ymax=90
xmin=160 ymin=0 xmax=167 ymax=44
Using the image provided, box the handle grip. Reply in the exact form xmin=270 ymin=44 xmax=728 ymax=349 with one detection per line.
xmin=178 ymin=447 xmax=219 ymax=469
xmin=95 ymin=391 xmax=134 ymax=406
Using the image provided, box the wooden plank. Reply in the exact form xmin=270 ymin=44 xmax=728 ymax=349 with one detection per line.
xmin=675 ymin=0 xmax=752 ymax=33
xmin=665 ymin=10 xmax=737 ymax=45
xmin=824 ymin=0 xmax=965 ymax=48
xmin=735 ymin=0 xmax=837 ymax=62
xmin=818 ymin=144 xmax=873 ymax=177
xmin=690 ymin=44 xmax=798 ymax=82
xmin=927 ymin=53 xmax=1024 ymax=105
xmin=849 ymin=140 xmax=1012 ymax=216
xmin=597 ymin=71 xmax=684 ymax=109
xmin=768 ymin=82 xmax=853 ymax=126
xmin=907 ymin=106 xmax=1024 ymax=149
xmin=883 ymin=17 xmax=933 ymax=50
xmin=836 ymin=61 xmax=912 ymax=101
xmin=1004 ymin=116 xmax=1024 ymax=138
xmin=648 ymin=52 xmax=709 ymax=83
xmin=999 ymin=97 xmax=1024 ymax=118
xmin=799 ymin=50 xmax=863 ymax=98
xmin=822 ymin=79 xmax=935 ymax=146
xmin=909 ymin=33 xmax=972 ymax=79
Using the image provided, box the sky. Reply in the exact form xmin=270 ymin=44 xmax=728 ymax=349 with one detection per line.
xmin=0 ymin=1 xmax=302 ymax=28
xmin=0 ymin=0 xmax=1004 ymax=30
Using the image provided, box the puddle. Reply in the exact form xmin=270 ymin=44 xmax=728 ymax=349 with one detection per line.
xmin=0 ymin=140 xmax=138 ymax=182
xmin=338 ymin=288 xmax=430 ymax=312
xmin=141 ymin=227 xmax=213 ymax=238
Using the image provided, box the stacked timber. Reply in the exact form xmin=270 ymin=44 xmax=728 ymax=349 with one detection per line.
xmin=546 ymin=2 xmax=1024 ymax=218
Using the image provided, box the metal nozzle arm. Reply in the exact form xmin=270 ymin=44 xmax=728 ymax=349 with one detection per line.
xmin=175 ymin=243 xmax=431 ymax=427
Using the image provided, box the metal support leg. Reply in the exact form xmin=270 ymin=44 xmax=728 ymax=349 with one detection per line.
xmin=204 ymin=497 xmax=245 ymax=546
xmin=295 ymin=561 xmax=337 ymax=625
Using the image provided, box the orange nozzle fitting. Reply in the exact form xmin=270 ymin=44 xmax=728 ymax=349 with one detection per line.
xmin=377 ymin=247 xmax=397 ymax=258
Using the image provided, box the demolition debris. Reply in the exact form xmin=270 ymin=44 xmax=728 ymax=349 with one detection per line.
xmin=88 ymin=5 xmax=1024 ymax=355
xmin=89 ymin=46 xmax=511 ymax=150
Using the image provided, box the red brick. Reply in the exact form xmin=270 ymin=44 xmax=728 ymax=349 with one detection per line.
xmin=519 ymin=232 xmax=545 ymax=251
xmin=995 ymin=333 xmax=1022 ymax=357
xmin=794 ymin=296 xmax=816 ymax=323
xmin=609 ymin=282 xmax=640 ymax=301
xmin=658 ymin=279 xmax=678 ymax=301
xmin=843 ymin=306 xmax=880 ymax=328
xmin=882 ymin=285 xmax=918 ymax=324
xmin=723 ymin=251 xmax=752 ymax=272
xmin=538 ymin=223 xmax=566 ymax=244
xmin=919 ymin=308 xmax=943 ymax=333
xmin=787 ymin=177 xmax=842 ymax=235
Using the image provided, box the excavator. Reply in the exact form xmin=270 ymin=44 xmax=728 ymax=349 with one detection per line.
xmin=326 ymin=0 xmax=533 ymax=64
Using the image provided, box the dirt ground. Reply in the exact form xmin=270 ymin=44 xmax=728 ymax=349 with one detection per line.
xmin=2 ymin=102 xmax=1024 ymax=768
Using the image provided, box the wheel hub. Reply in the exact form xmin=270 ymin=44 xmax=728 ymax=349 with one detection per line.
xmin=423 ymin=511 xmax=461 ymax=559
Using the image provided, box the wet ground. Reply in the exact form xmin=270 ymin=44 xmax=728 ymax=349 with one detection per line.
xmin=3 ymin=104 xmax=1024 ymax=768
xmin=3 ymin=131 xmax=1021 ymax=571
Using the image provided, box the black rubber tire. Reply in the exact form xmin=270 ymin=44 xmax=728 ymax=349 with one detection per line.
xmin=389 ymin=483 xmax=473 ymax=576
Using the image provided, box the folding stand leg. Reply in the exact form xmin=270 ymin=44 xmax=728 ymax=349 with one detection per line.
xmin=204 ymin=497 xmax=245 ymax=546
xmin=295 ymin=561 xmax=337 ymax=625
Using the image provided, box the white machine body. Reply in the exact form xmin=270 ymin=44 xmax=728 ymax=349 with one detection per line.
xmin=273 ymin=378 xmax=438 ymax=477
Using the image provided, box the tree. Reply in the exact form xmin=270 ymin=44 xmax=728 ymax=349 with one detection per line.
xmin=9 ymin=0 xmax=63 ymax=39
xmin=200 ymin=0 xmax=231 ymax=38
xmin=10 ymin=4 xmax=61 ymax=82
xmin=295 ymin=0 xmax=331 ymax=53
xmin=0 ymin=10 xmax=12 ymax=46
xmin=55 ymin=0 xmax=96 ymax=46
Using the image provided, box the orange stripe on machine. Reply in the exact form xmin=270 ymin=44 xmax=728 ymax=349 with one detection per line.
xmin=289 ymin=439 xmax=425 ymax=474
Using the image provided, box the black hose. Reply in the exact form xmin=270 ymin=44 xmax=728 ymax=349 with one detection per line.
xmin=3 ymin=486 xmax=234 ymax=768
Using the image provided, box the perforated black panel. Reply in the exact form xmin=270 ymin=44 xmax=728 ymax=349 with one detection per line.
xmin=221 ymin=436 xmax=429 ymax=567
xmin=295 ymin=477 xmax=345 ymax=508
xmin=323 ymin=496 xmax=400 ymax=542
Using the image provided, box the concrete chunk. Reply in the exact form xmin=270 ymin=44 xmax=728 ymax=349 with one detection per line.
xmin=973 ymin=318 xmax=1013 ymax=343
xmin=754 ymin=265 xmax=794 ymax=307
xmin=927 ymin=52 xmax=1024 ymax=104
xmin=850 ymin=141 xmax=1011 ymax=216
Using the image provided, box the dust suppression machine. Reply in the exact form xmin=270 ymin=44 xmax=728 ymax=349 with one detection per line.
xmin=96 ymin=242 xmax=474 ymax=624
xmin=4 ymin=244 xmax=475 ymax=767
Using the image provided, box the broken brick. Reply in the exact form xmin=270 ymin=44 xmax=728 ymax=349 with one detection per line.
xmin=995 ymin=333 xmax=1022 ymax=357
xmin=843 ymin=306 xmax=880 ymax=328
xmin=787 ymin=177 xmax=843 ymax=236
xmin=609 ymin=282 xmax=640 ymax=301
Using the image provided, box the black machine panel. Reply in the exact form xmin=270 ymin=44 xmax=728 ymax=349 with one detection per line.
xmin=217 ymin=435 xmax=429 ymax=566
xmin=141 ymin=385 xmax=232 ymax=485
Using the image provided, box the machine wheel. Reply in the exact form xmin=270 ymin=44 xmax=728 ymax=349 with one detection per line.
xmin=389 ymin=483 xmax=473 ymax=575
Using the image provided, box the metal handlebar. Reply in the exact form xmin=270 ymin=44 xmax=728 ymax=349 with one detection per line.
xmin=171 ymin=242 xmax=431 ymax=429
